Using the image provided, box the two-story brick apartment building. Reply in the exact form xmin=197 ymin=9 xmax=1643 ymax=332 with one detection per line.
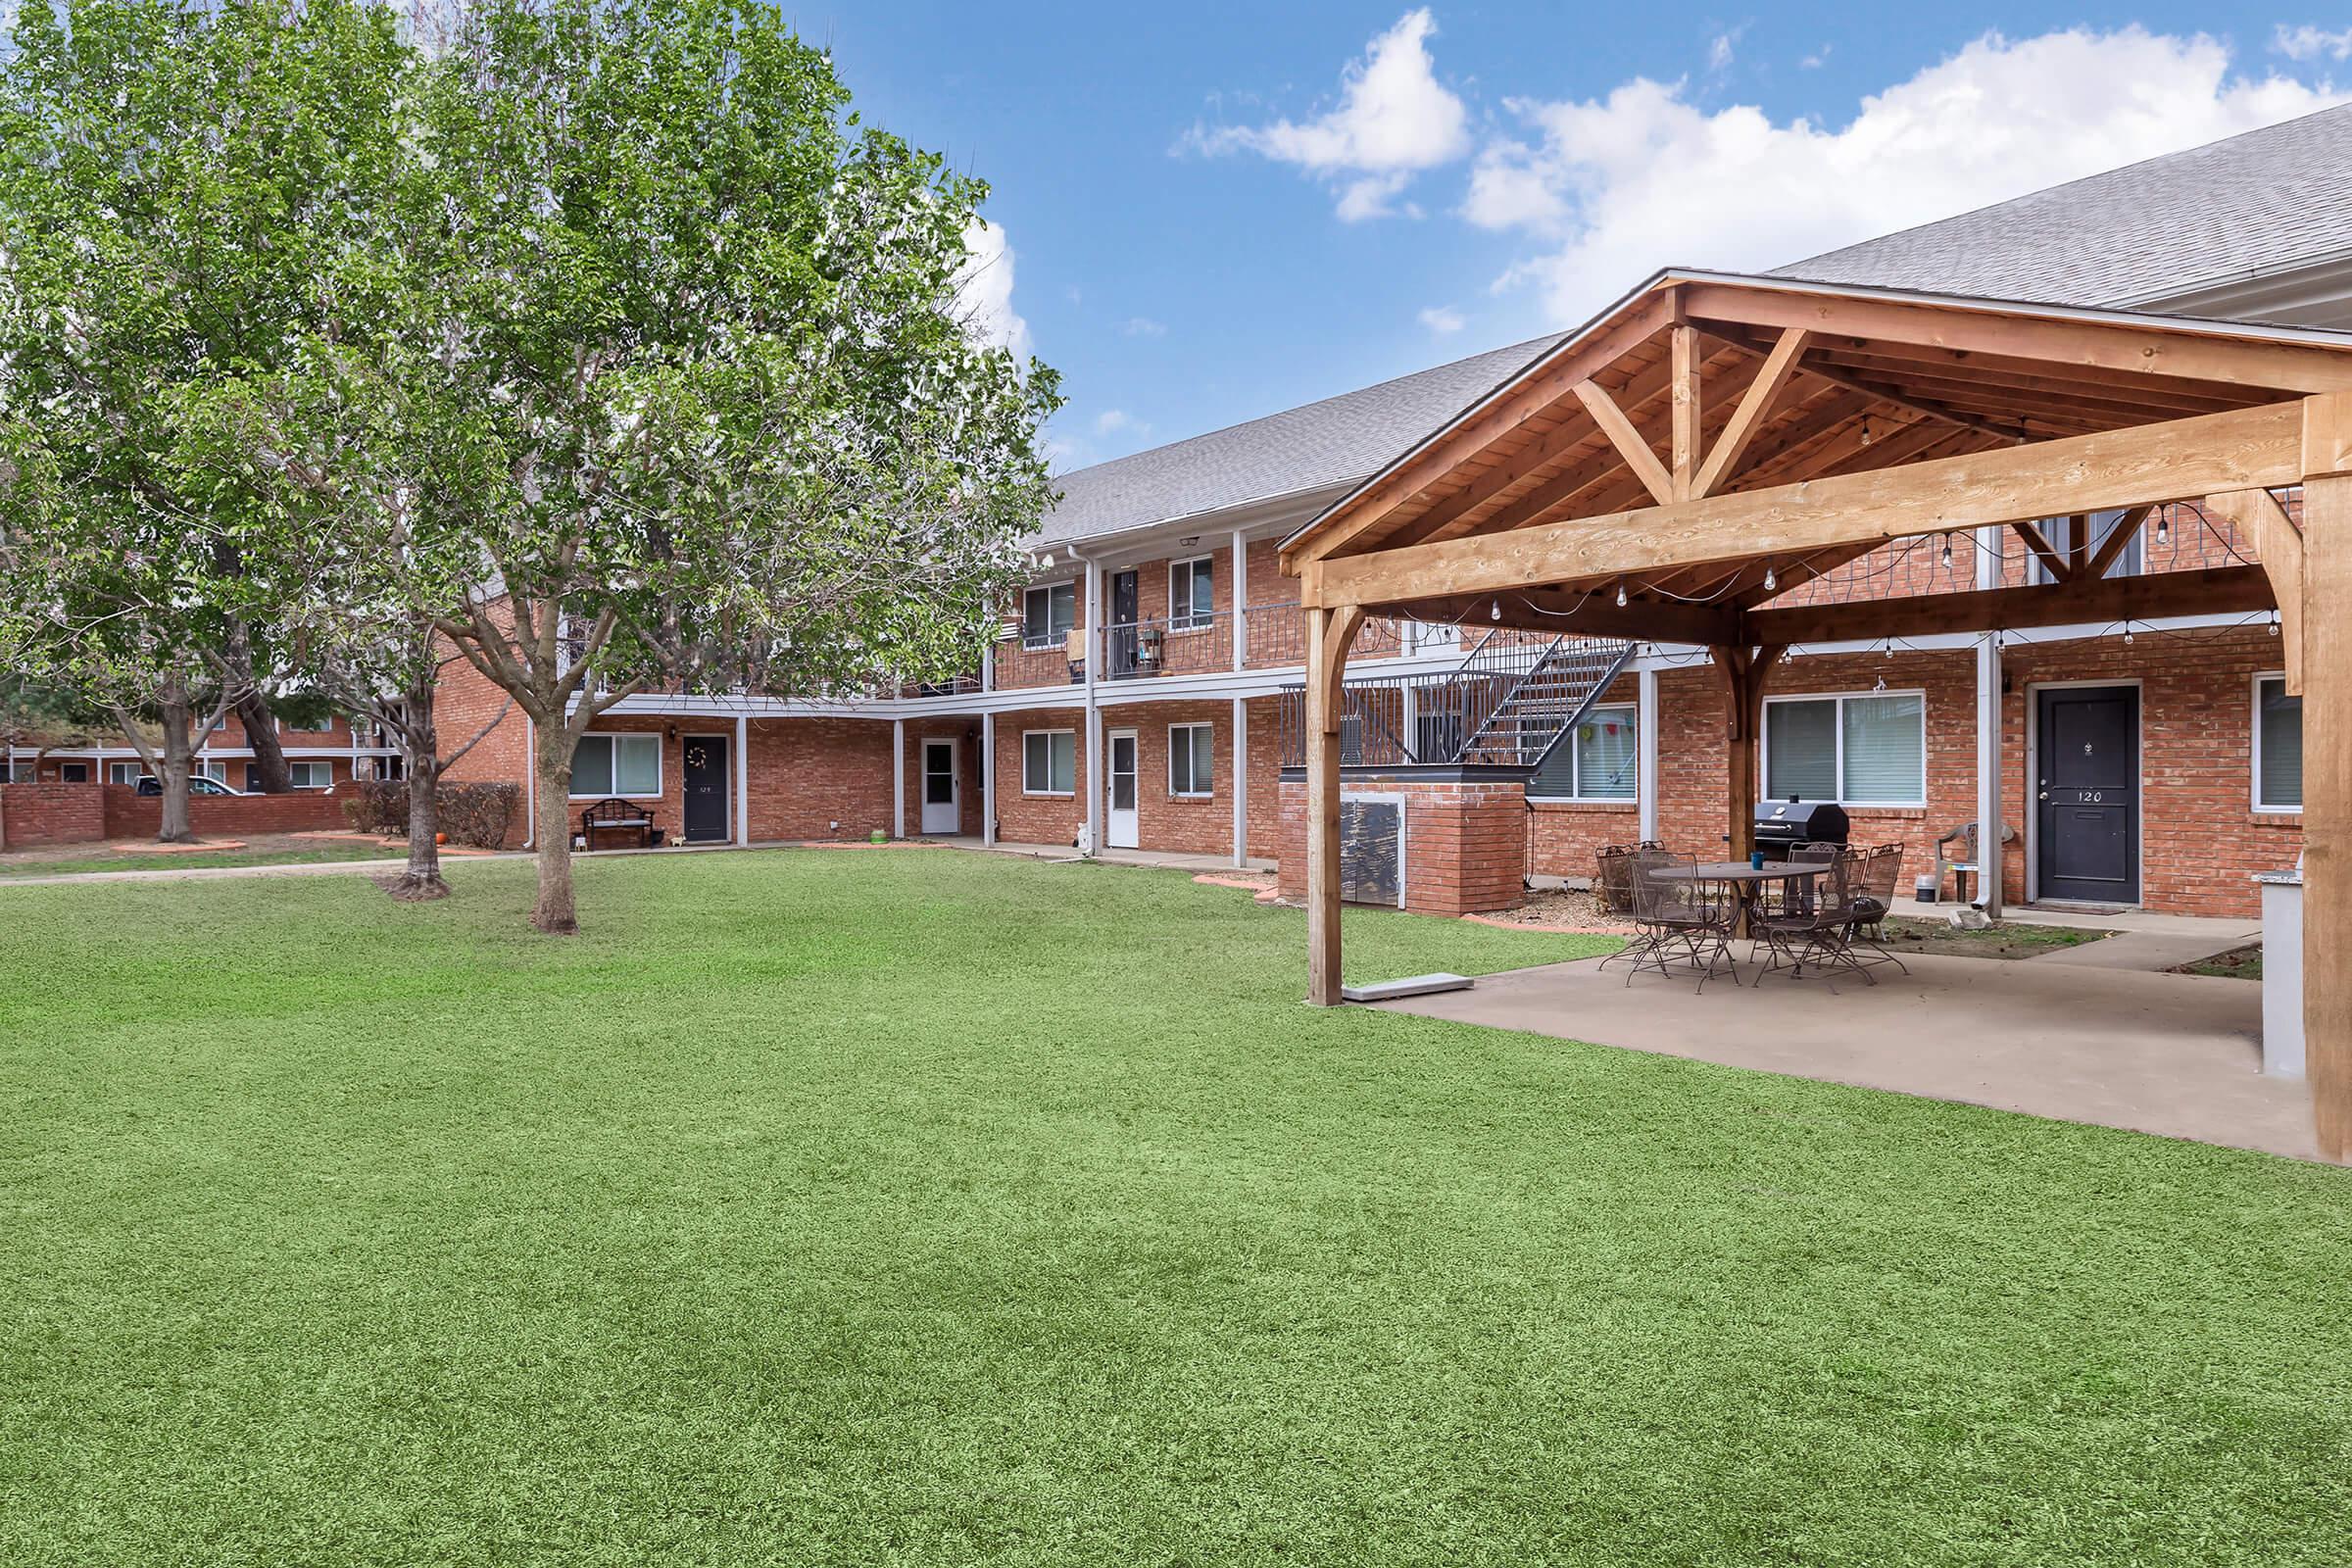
xmin=422 ymin=106 xmax=2352 ymax=921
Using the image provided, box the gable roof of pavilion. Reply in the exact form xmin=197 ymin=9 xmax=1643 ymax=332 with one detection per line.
xmin=1275 ymin=270 xmax=2352 ymax=649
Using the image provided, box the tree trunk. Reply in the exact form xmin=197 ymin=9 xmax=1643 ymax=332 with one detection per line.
xmin=154 ymin=679 xmax=200 ymax=845
xmin=531 ymin=720 xmax=578 ymax=933
xmin=236 ymin=689 xmax=293 ymax=793
xmin=387 ymin=673 xmax=448 ymax=900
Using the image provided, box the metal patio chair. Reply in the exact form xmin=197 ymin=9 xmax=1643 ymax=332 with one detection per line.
xmin=1753 ymin=847 xmax=1877 ymax=986
xmin=1622 ymin=850 xmax=1742 ymax=991
xmin=1845 ymin=842 xmax=1911 ymax=975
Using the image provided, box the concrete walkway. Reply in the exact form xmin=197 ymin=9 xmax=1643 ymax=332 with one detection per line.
xmin=1378 ymin=952 xmax=2312 ymax=1160
xmin=927 ymin=836 xmax=1275 ymax=874
xmin=1886 ymin=898 xmax=2262 ymax=972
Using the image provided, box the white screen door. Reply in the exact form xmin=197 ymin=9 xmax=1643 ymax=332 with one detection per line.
xmin=920 ymin=739 xmax=959 ymax=834
xmin=1106 ymin=730 xmax=1139 ymax=848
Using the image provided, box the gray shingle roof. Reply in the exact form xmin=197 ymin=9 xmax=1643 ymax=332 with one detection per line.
xmin=1035 ymin=334 xmax=1561 ymax=547
xmin=1773 ymin=101 xmax=2352 ymax=308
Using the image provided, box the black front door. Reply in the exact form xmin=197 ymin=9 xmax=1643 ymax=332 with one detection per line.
xmin=1108 ymin=569 xmax=1140 ymax=677
xmin=682 ymin=734 xmax=729 ymax=843
xmin=2036 ymin=685 xmax=2138 ymax=904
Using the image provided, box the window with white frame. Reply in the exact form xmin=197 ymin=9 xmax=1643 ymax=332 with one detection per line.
xmin=4 ymin=760 xmax=31 ymax=782
xmin=288 ymin=760 xmax=333 ymax=790
xmin=1569 ymin=706 xmax=1638 ymax=799
xmin=195 ymin=759 xmax=228 ymax=783
xmin=569 ymin=733 xmax=661 ymax=798
xmin=107 ymin=761 xmax=141 ymax=785
xmin=1169 ymin=557 xmax=1214 ymax=630
xmin=1022 ymin=582 xmax=1076 ymax=649
xmin=1022 ymin=730 xmax=1075 ymax=795
xmin=371 ymin=755 xmax=407 ymax=781
xmin=2255 ymin=674 xmax=2302 ymax=810
xmin=1764 ymin=692 xmax=1927 ymax=806
xmin=59 ymin=761 xmax=89 ymax=783
xmin=1168 ymin=722 xmax=1213 ymax=796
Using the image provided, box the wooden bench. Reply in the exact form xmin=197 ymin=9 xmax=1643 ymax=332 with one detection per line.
xmin=579 ymin=797 xmax=658 ymax=851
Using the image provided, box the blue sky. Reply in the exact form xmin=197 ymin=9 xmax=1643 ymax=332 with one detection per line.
xmin=801 ymin=4 xmax=2352 ymax=472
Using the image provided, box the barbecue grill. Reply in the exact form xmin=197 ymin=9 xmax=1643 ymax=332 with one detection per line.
xmin=1752 ymin=798 xmax=1850 ymax=856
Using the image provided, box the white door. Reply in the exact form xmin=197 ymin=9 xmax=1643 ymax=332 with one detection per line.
xmin=1106 ymin=730 xmax=1140 ymax=849
xmin=920 ymin=739 xmax=959 ymax=835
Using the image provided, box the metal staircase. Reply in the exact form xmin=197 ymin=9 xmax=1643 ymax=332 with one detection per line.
xmin=1277 ymin=630 xmax=1636 ymax=771
xmin=1457 ymin=636 xmax=1636 ymax=767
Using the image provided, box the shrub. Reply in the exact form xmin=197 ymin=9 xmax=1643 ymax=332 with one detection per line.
xmin=339 ymin=779 xmax=520 ymax=849
xmin=440 ymin=783 xmax=519 ymax=849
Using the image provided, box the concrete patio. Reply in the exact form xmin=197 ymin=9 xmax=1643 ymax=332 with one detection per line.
xmin=1378 ymin=952 xmax=2312 ymax=1160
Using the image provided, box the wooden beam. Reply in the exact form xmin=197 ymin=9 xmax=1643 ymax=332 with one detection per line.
xmin=2008 ymin=518 xmax=2070 ymax=583
xmin=2204 ymin=490 xmax=2302 ymax=693
xmin=2082 ymin=505 xmax=2155 ymax=581
xmin=1672 ymin=323 xmax=1700 ymax=500
xmin=1703 ymin=321 xmax=2027 ymax=443
xmin=1312 ymin=401 xmax=2302 ymax=610
xmin=1748 ymin=564 xmax=2272 ymax=646
xmin=1574 ymin=378 xmax=1676 ymax=507
xmin=1691 ymin=327 xmax=1805 ymax=499
xmin=1680 ymin=281 xmax=2352 ymax=395
xmin=1285 ymin=292 xmax=1675 ymax=569
xmin=1406 ymin=589 xmax=1740 ymax=647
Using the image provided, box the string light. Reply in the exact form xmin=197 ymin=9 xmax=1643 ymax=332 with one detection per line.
xmin=1615 ymin=581 xmax=1628 ymax=609
xmin=1490 ymin=598 xmax=1501 ymax=621
xmin=1763 ymin=566 xmax=1776 ymax=593
xmin=2123 ymin=621 xmax=2134 ymax=645
xmin=1939 ymin=534 xmax=1953 ymax=569
xmin=2271 ymin=611 xmax=2281 ymax=637
xmin=2155 ymin=510 xmax=2170 ymax=546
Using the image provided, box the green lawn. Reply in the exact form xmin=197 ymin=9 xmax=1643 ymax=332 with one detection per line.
xmin=0 ymin=844 xmax=404 ymax=877
xmin=1 ymin=851 xmax=2346 ymax=1566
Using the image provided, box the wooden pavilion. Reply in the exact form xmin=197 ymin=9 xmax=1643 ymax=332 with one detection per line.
xmin=1277 ymin=270 xmax=2352 ymax=1160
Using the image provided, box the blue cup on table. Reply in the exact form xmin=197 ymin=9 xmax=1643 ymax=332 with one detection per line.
xmin=1750 ymin=850 xmax=1766 ymax=870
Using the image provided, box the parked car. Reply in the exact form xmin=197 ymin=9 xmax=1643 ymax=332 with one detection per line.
xmin=132 ymin=775 xmax=249 ymax=797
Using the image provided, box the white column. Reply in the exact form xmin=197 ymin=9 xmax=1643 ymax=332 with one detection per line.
xmin=1637 ymin=667 xmax=1660 ymax=843
xmin=1231 ymin=696 xmax=1248 ymax=868
xmin=981 ymin=711 xmax=997 ymax=847
xmin=1976 ymin=525 xmax=2004 ymax=915
xmin=734 ymin=712 xmax=750 ymax=846
xmin=891 ymin=717 xmax=905 ymax=839
xmin=523 ymin=714 xmax=537 ymax=849
xmin=1083 ymin=553 xmax=1102 ymax=857
xmin=1230 ymin=529 xmax=1249 ymax=670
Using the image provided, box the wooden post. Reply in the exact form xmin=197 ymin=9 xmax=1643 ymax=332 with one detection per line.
xmin=2300 ymin=395 xmax=2352 ymax=1159
xmin=1715 ymin=644 xmax=1775 ymax=865
xmin=1305 ymin=604 xmax=1363 ymax=1005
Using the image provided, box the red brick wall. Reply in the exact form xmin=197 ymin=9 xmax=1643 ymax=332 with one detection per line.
xmin=0 ymin=782 xmax=106 ymax=849
xmin=747 ymin=717 xmax=894 ymax=842
xmin=2000 ymin=625 xmax=2296 ymax=916
xmin=100 ymin=785 xmax=348 ymax=839
xmin=1276 ymin=773 xmax=1528 ymax=915
xmin=435 ymin=639 xmax=534 ymax=844
xmin=992 ymin=705 xmax=1087 ymax=848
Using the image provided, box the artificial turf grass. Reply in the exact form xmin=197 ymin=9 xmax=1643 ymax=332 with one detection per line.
xmin=0 ymin=849 xmax=2347 ymax=1567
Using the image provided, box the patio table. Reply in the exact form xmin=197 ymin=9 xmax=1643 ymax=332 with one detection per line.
xmin=1649 ymin=861 xmax=1828 ymax=939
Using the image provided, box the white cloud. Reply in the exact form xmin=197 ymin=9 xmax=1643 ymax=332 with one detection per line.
xmin=1120 ymin=316 xmax=1168 ymax=337
xmin=1464 ymin=27 xmax=2347 ymax=325
xmin=1418 ymin=304 xmax=1466 ymax=334
xmin=1094 ymin=409 xmax=1150 ymax=437
xmin=2276 ymin=24 xmax=2352 ymax=61
xmin=1800 ymin=44 xmax=1832 ymax=70
xmin=1186 ymin=8 xmax=1470 ymax=220
xmin=955 ymin=219 xmax=1032 ymax=361
xmin=1706 ymin=25 xmax=1744 ymax=74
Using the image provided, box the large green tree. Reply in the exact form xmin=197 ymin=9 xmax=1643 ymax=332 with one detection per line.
xmin=0 ymin=0 xmax=408 ymax=839
xmin=204 ymin=0 xmax=1058 ymax=931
